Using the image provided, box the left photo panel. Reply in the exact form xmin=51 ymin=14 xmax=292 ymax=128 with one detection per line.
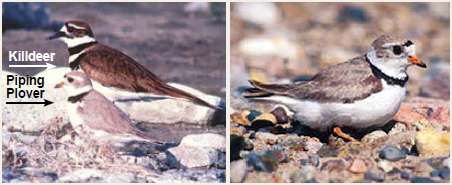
xmin=2 ymin=2 xmax=226 ymax=183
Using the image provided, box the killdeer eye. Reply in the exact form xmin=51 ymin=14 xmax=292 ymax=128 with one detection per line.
xmin=392 ymin=45 xmax=402 ymax=55
xmin=67 ymin=26 xmax=74 ymax=32
xmin=67 ymin=77 xmax=74 ymax=83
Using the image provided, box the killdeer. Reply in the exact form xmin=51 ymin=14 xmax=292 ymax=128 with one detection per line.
xmin=243 ymin=35 xmax=427 ymax=141
xmin=47 ymin=20 xmax=221 ymax=110
xmin=55 ymin=71 xmax=160 ymax=145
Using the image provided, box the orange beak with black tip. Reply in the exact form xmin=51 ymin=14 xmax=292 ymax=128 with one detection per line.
xmin=55 ymin=82 xmax=64 ymax=88
xmin=408 ymin=56 xmax=427 ymax=68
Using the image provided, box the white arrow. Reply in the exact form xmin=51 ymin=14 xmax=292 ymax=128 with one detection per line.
xmin=9 ymin=62 xmax=57 ymax=71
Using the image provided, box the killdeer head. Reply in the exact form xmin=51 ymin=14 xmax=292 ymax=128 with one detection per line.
xmin=47 ymin=21 xmax=96 ymax=48
xmin=55 ymin=71 xmax=93 ymax=98
xmin=366 ymin=35 xmax=426 ymax=80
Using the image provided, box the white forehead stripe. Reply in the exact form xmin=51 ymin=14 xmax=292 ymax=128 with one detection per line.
xmin=382 ymin=42 xmax=399 ymax=48
xmin=67 ymin=23 xmax=86 ymax=30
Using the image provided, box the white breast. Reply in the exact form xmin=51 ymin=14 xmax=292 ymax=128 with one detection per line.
xmin=66 ymin=101 xmax=86 ymax=132
xmin=268 ymin=80 xmax=406 ymax=131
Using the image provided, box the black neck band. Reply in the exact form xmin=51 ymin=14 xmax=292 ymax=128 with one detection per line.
xmin=366 ymin=56 xmax=408 ymax=87
xmin=68 ymin=92 xmax=89 ymax=103
xmin=68 ymin=41 xmax=97 ymax=55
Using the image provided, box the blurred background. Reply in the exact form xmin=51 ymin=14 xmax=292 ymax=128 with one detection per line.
xmin=3 ymin=2 xmax=226 ymax=98
xmin=231 ymin=2 xmax=450 ymax=109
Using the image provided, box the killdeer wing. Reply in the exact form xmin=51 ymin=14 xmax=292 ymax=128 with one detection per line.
xmin=245 ymin=55 xmax=384 ymax=104
xmin=79 ymin=44 xmax=221 ymax=110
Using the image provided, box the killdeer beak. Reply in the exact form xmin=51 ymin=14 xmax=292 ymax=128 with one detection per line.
xmin=408 ymin=56 xmax=427 ymax=68
xmin=47 ymin=31 xmax=66 ymax=40
xmin=54 ymin=82 xmax=64 ymax=88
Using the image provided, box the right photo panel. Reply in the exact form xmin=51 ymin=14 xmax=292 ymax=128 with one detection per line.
xmin=230 ymin=2 xmax=450 ymax=183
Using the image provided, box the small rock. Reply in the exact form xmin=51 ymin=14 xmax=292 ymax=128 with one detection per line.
xmin=179 ymin=133 xmax=226 ymax=151
xmin=377 ymin=160 xmax=393 ymax=173
xmin=338 ymin=6 xmax=369 ymax=23
xmin=415 ymin=162 xmax=434 ymax=173
xmin=251 ymin=113 xmax=277 ymax=129
xmin=317 ymin=145 xmax=337 ymax=157
xmin=304 ymin=141 xmax=323 ymax=154
xmin=232 ymin=110 xmax=251 ymax=126
xmin=290 ymin=165 xmax=316 ymax=183
xmin=230 ymin=135 xmax=245 ymax=161
xmin=361 ymin=130 xmax=387 ymax=144
xmin=57 ymin=169 xmax=105 ymax=182
xmin=249 ymin=131 xmax=256 ymax=139
xmin=394 ymin=97 xmax=450 ymax=129
xmin=271 ymin=149 xmax=289 ymax=163
xmin=320 ymin=159 xmax=346 ymax=172
xmin=411 ymin=177 xmax=437 ymax=183
xmin=430 ymin=170 xmax=440 ymax=177
xmin=270 ymin=106 xmax=289 ymax=124
xmin=401 ymin=171 xmax=412 ymax=180
xmin=230 ymin=126 xmax=247 ymax=136
xmin=379 ymin=146 xmax=406 ymax=162
xmin=301 ymin=155 xmax=321 ymax=167
xmin=388 ymin=122 xmax=407 ymax=135
xmin=443 ymin=157 xmax=450 ymax=169
xmin=167 ymin=146 xmax=220 ymax=168
xmin=247 ymin=110 xmax=262 ymax=122
xmin=230 ymin=159 xmax=248 ymax=183
xmin=277 ymin=134 xmax=308 ymax=147
xmin=243 ymin=138 xmax=254 ymax=151
xmin=364 ymin=169 xmax=386 ymax=182
xmin=104 ymin=173 xmax=135 ymax=183
xmin=255 ymin=132 xmax=278 ymax=144
xmin=348 ymin=159 xmax=368 ymax=174
xmin=245 ymin=150 xmax=278 ymax=172
xmin=416 ymin=129 xmax=450 ymax=157
xmin=439 ymin=168 xmax=450 ymax=180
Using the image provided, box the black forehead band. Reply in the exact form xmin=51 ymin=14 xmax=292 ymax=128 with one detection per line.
xmin=404 ymin=40 xmax=413 ymax=47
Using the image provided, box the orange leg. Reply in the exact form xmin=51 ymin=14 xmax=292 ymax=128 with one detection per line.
xmin=333 ymin=127 xmax=356 ymax=142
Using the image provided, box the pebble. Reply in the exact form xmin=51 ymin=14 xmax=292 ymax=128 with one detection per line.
xmin=271 ymin=149 xmax=289 ymax=163
xmin=179 ymin=133 xmax=226 ymax=151
xmin=251 ymin=113 xmax=277 ymax=129
xmin=388 ymin=122 xmax=407 ymax=135
xmin=401 ymin=171 xmax=412 ymax=180
xmin=249 ymin=131 xmax=256 ymax=139
xmin=377 ymin=160 xmax=393 ymax=173
xmin=247 ymin=110 xmax=262 ymax=122
xmin=230 ymin=135 xmax=245 ymax=161
xmin=167 ymin=146 xmax=220 ymax=168
xmin=317 ymin=145 xmax=337 ymax=157
xmin=411 ymin=177 xmax=437 ymax=183
xmin=290 ymin=165 xmax=316 ymax=183
xmin=439 ymin=169 xmax=450 ymax=180
xmin=233 ymin=110 xmax=251 ymax=126
xmin=270 ymin=106 xmax=289 ymax=124
xmin=443 ymin=157 xmax=450 ymax=169
xmin=415 ymin=129 xmax=450 ymax=157
xmin=231 ymin=126 xmax=247 ymax=136
xmin=361 ymin=130 xmax=387 ymax=144
xmin=348 ymin=159 xmax=368 ymax=174
xmin=301 ymin=155 xmax=320 ymax=167
xmin=364 ymin=169 xmax=386 ymax=182
xmin=338 ymin=6 xmax=369 ymax=23
xmin=230 ymin=159 xmax=248 ymax=183
xmin=243 ymin=138 xmax=254 ymax=151
xmin=277 ymin=134 xmax=308 ymax=147
xmin=245 ymin=150 xmax=278 ymax=172
xmin=255 ymin=132 xmax=278 ymax=144
xmin=414 ymin=161 xmax=434 ymax=173
xmin=379 ymin=146 xmax=406 ymax=162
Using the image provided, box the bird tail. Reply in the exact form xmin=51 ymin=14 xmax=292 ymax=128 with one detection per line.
xmin=159 ymin=84 xmax=223 ymax=110
xmin=242 ymin=80 xmax=291 ymax=98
